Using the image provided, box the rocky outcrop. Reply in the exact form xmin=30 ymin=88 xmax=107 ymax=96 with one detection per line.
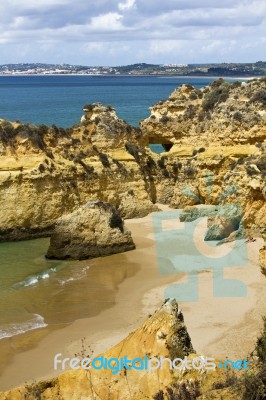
xmin=0 ymin=108 xmax=158 ymax=241
xmin=141 ymin=78 xmax=266 ymax=147
xmin=180 ymin=204 xmax=243 ymax=241
xmin=0 ymin=300 xmax=244 ymax=400
xmin=180 ymin=205 xmax=219 ymax=222
xmin=0 ymin=79 xmax=265 ymax=241
xmin=205 ymin=205 xmax=242 ymax=241
xmin=141 ymin=78 xmax=266 ymax=238
xmin=46 ymin=201 xmax=135 ymax=260
xmin=81 ymin=102 xmax=146 ymax=151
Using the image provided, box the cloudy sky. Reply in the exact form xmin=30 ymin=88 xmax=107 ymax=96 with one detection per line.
xmin=1 ymin=0 xmax=265 ymax=65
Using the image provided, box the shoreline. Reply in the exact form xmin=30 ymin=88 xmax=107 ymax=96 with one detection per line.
xmin=0 ymin=207 xmax=266 ymax=391
xmin=0 ymin=73 xmax=262 ymax=79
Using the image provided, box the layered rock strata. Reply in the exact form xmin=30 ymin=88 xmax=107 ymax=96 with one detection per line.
xmin=0 ymin=79 xmax=265 ymax=244
xmin=141 ymin=78 xmax=266 ymax=239
xmin=0 ymin=106 xmax=158 ymax=241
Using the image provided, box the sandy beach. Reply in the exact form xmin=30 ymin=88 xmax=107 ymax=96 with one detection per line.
xmin=0 ymin=205 xmax=265 ymax=391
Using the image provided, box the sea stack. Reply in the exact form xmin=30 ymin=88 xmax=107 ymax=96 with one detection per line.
xmin=46 ymin=201 xmax=135 ymax=260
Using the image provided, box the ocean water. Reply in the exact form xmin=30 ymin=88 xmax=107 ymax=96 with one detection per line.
xmin=0 ymin=75 xmax=229 ymax=128
xmin=0 ymin=75 xmax=244 ymax=341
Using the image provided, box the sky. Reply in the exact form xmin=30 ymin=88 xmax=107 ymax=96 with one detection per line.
xmin=0 ymin=0 xmax=265 ymax=65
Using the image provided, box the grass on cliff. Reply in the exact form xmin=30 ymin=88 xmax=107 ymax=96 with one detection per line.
xmin=0 ymin=120 xmax=70 ymax=155
xmin=250 ymin=89 xmax=266 ymax=107
xmin=153 ymin=380 xmax=201 ymax=400
xmin=202 ymin=79 xmax=231 ymax=112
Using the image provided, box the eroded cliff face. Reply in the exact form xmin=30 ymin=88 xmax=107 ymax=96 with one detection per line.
xmin=0 ymin=81 xmax=265 ymax=397
xmin=141 ymin=78 xmax=266 ymax=146
xmin=0 ymin=300 xmax=241 ymax=400
xmin=0 ymin=106 xmax=158 ymax=241
xmin=141 ymin=78 xmax=266 ymax=240
xmin=0 ymin=80 xmax=265 ymax=244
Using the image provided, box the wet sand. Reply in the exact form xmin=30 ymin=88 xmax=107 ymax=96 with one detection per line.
xmin=0 ymin=206 xmax=266 ymax=391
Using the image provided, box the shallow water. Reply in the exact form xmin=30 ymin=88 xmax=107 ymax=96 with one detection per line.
xmin=0 ymin=239 xmax=138 ymax=340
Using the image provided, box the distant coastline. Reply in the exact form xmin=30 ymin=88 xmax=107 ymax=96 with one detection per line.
xmin=0 ymin=73 xmax=260 ymax=79
xmin=0 ymin=61 xmax=265 ymax=77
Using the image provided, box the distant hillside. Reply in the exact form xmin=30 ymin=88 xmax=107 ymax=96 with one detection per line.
xmin=0 ymin=61 xmax=265 ymax=76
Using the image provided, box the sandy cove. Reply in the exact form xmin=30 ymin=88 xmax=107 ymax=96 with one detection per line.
xmin=0 ymin=205 xmax=265 ymax=391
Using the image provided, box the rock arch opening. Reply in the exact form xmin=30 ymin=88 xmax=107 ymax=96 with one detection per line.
xmin=148 ymin=139 xmax=173 ymax=154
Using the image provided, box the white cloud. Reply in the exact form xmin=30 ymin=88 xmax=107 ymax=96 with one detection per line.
xmin=118 ymin=0 xmax=135 ymax=11
xmin=89 ymin=12 xmax=123 ymax=31
xmin=0 ymin=0 xmax=265 ymax=64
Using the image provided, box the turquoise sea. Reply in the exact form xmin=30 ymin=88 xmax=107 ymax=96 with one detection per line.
xmin=0 ymin=75 xmax=244 ymax=342
xmin=0 ymin=75 xmax=230 ymax=127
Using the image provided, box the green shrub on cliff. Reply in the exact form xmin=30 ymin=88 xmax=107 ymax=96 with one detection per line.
xmin=153 ymin=380 xmax=201 ymax=400
xmin=250 ymin=89 xmax=266 ymax=107
xmin=125 ymin=142 xmax=145 ymax=163
xmin=0 ymin=120 xmax=16 ymax=144
xmin=98 ymin=152 xmax=110 ymax=167
xmin=243 ymin=317 xmax=266 ymax=400
xmin=15 ymin=123 xmax=47 ymax=150
xmin=202 ymin=80 xmax=230 ymax=111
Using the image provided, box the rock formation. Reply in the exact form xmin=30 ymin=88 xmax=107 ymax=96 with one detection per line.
xmin=0 ymin=107 xmax=157 ymax=241
xmin=0 ymin=300 xmax=242 ymax=400
xmin=180 ymin=204 xmax=244 ymax=241
xmin=141 ymin=78 xmax=266 ymax=239
xmin=46 ymin=201 xmax=135 ymax=260
xmin=1 ymin=76 xmax=265 ymax=397
xmin=0 ymin=79 xmax=265 ymax=241
xmin=141 ymin=78 xmax=266 ymax=147
xmin=81 ymin=103 xmax=146 ymax=151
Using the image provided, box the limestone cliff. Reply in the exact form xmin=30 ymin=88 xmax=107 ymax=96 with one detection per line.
xmin=0 ymin=107 xmax=157 ymax=241
xmin=141 ymin=78 xmax=266 ymax=147
xmin=0 ymin=300 xmax=241 ymax=400
xmin=0 ymin=79 xmax=265 ymax=398
xmin=140 ymin=78 xmax=266 ymax=239
xmin=0 ymin=79 xmax=265 ymax=244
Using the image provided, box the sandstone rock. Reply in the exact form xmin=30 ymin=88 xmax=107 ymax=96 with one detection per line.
xmin=0 ymin=113 xmax=158 ymax=241
xmin=0 ymin=299 xmax=243 ymax=399
xmin=141 ymin=79 xmax=266 ymax=147
xmin=179 ymin=205 xmax=244 ymax=241
xmin=260 ymin=244 xmax=266 ymax=275
xmin=0 ymin=300 xmax=196 ymax=400
xmin=46 ymin=201 xmax=135 ymax=260
xmin=217 ymin=221 xmax=245 ymax=245
xmin=80 ymin=102 xmax=145 ymax=151
xmin=179 ymin=205 xmax=218 ymax=222
xmin=118 ymin=190 xmax=159 ymax=218
xmin=204 ymin=205 xmax=242 ymax=241
xmin=0 ymin=80 xmax=265 ymax=241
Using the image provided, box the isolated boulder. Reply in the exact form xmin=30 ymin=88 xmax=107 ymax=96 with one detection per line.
xmin=179 ymin=205 xmax=243 ymax=242
xmin=204 ymin=204 xmax=242 ymax=241
xmin=46 ymin=201 xmax=135 ymax=260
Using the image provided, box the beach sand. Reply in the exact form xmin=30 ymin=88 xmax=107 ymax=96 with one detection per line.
xmin=0 ymin=205 xmax=265 ymax=391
